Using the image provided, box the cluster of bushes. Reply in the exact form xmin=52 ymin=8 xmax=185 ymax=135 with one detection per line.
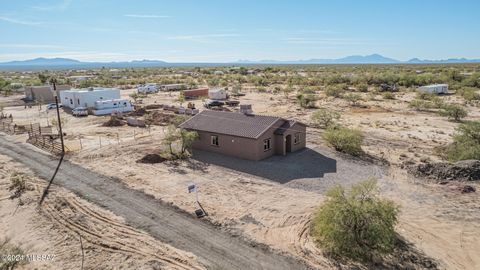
xmin=311 ymin=179 xmax=399 ymax=261
xmin=442 ymin=121 xmax=480 ymax=161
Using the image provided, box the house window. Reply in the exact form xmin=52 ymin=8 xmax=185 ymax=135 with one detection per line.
xmin=211 ymin=135 xmax=219 ymax=146
xmin=70 ymin=99 xmax=73 ymax=105
xmin=77 ymin=98 xmax=80 ymax=105
xmin=294 ymin=133 xmax=300 ymax=144
xmin=263 ymin=138 xmax=271 ymax=151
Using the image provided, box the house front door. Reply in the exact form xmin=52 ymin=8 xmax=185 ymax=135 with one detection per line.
xmin=285 ymin=134 xmax=292 ymax=153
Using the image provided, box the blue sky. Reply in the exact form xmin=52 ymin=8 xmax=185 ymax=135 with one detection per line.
xmin=0 ymin=0 xmax=479 ymax=62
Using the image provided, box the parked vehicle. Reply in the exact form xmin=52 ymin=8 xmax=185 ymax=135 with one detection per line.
xmin=46 ymin=103 xmax=63 ymax=110
xmin=72 ymin=107 xmax=88 ymax=117
xmin=204 ymin=100 xmax=225 ymax=108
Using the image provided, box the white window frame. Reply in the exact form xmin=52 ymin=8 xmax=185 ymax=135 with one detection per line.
xmin=263 ymin=138 xmax=271 ymax=151
xmin=211 ymin=135 xmax=219 ymax=146
xmin=294 ymin=133 xmax=300 ymax=144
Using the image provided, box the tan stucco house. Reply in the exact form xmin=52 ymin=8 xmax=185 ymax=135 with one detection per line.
xmin=179 ymin=110 xmax=307 ymax=160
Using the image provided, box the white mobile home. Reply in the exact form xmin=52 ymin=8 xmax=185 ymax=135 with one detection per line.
xmin=160 ymin=84 xmax=187 ymax=91
xmin=59 ymin=88 xmax=121 ymax=109
xmin=137 ymin=83 xmax=158 ymax=94
xmin=208 ymin=88 xmax=227 ymax=100
xmin=418 ymin=84 xmax=448 ymax=94
xmin=93 ymin=99 xmax=133 ymax=115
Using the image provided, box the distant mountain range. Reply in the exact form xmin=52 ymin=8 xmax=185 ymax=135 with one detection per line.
xmin=1 ymin=54 xmax=480 ymax=70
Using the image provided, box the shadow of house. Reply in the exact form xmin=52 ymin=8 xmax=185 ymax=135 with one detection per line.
xmin=192 ymin=147 xmax=336 ymax=183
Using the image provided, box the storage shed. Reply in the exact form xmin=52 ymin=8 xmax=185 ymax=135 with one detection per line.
xmin=59 ymin=87 xmax=121 ymax=109
xmin=418 ymin=84 xmax=448 ymax=94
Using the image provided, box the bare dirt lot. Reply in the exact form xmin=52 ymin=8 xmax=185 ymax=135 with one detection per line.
xmin=1 ymin=85 xmax=480 ymax=269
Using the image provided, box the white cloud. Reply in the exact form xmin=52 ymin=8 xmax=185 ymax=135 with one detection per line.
xmin=0 ymin=16 xmax=43 ymax=26
xmin=0 ymin=51 xmax=128 ymax=62
xmin=31 ymin=0 xmax=72 ymax=11
xmin=166 ymin=33 xmax=241 ymax=41
xmin=0 ymin=44 xmax=66 ymax=49
xmin=124 ymin=14 xmax=171 ymax=18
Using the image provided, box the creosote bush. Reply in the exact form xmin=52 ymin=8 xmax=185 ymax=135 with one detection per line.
xmin=443 ymin=121 xmax=480 ymax=161
xmin=439 ymin=104 xmax=468 ymax=122
xmin=311 ymin=178 xmax=399 ymax=261
xmin=322 ymin=126 xmax=363 ymax=156
xmin=311 ymin=109 xmax=340 ymax=128
xmin=9 ymin=172 xmax=28 ymax=199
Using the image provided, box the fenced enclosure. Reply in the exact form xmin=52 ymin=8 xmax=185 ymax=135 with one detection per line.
xmin=26 ymin=123 xmax=65 ymax=155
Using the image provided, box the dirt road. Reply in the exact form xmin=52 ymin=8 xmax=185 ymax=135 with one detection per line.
xmin=0 ymin=134 xmax=310 ymax=270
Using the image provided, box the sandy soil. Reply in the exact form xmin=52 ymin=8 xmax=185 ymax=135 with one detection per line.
xmin=2 ymin=87 xmax=480 ymax=269
xmin=0 ymin=154 xmax=204 ymax=270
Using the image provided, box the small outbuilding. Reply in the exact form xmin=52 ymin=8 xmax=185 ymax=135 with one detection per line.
xmin=179 ymin=110 xmax=307 ymax=160
xmin=24 ymin=85 xmax=71 ymax=103
xmin=59 ymin=87 xmax=121 ymax=109
xmin=208 ymin=88 xmax=227 ymax=100
xmin=137 ymin=83 xmax=158 ymax=94
xmin=418 ymin=84 xmax=448 ymax=94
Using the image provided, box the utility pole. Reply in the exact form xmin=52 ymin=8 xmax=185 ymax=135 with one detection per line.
xmin=39 ymin=78 xmax=65 ymax=205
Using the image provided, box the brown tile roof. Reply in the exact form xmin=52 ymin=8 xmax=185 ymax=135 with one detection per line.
xmin=179 ymin=110 xmax=282 ymax=139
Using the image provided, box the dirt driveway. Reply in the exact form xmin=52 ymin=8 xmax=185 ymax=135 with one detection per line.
xmin=0 ymin=134 xmax=310 ymax=270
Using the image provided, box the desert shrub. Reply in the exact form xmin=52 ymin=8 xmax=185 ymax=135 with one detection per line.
xmin=311 ymin=178 xmax=399 ymax=261
xmin=0 ymin=238 xmax=28 ymax=269
xmin=256 ymin=86 xmax=267 ymax=93
xmin=443 ymin=121 xmax=480 ymax=161
xmin=439 ymin=104 xmax=468 ymax=121
xmin=409 ymin=99 xmax=432 ymax=111
xmin=416 ymin=91 xmax=436 ymax=100
xmin=357 ymin=83 xmax=368 ymax=92
xmin=381 ymin=92 xmax=395 ymax=100
xmin=322 ymin=126 xmax=363 ymax=155
xmin=311 ymin=109 xmax=340 ymax=128
xmin=8 ymin=172 xmax=28 ymax=199
xmin=325 ymin=85 xmax=345 ymax=98
xmin=456 ymin=87 xmax=480 ymax=101
xmin=343 ymin=93 xmax=362 ymax=106
xmin=296 ymin=93 xmax=318 ymax=108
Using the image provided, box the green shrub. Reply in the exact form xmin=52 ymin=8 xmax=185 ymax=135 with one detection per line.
xmin=382 ymin=92 xmax=395 ymax=100
xmin=409 ymin=99 xmax=432 ymax=111
xmin=296 ymin=93 xmax=318 ymax=108
xmin=0 ymin=238 xmax=28 ymax=270
xmin=343 ymin=93 xmax=362 ymax=106
xmin=357 ymin=83 xmax=368 ymax=92
xmin=325 ymin=85 xmax=345 ymax=98
xmin=311 ymin=178 xmax=399 ymax=261
xmin=322 ymin=126 xmax=363 ymax=155
xmin=9 ymin=172 xmax=28 ymax=199
xmin=439 ymin=104 xmax=468 ymax=121
xmin=311 ymin=109 xmax=340 ymax=128
xmin=456 ymin=87 xmax=480 ymax=101
xmin=443 ymin=121 xmax=480 ymax=161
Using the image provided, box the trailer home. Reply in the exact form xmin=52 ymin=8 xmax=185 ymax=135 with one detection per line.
xmin=160 ymin=84 xmax=187 ymax=91
xmin=59 ymin=87 xmax=121 ymax=109
xmin=93 ymin=99 xmax=133 ymax=115
xmin=137 ymin=83 xmax=158 ymax=94
xmin=418 ymin=84 xmax=448 ymax=94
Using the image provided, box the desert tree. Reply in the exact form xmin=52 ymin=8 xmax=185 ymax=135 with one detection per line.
xmin=311 ymin=178 xmax=399 ymax=261
xmin=180 ymin=129 xmax=199 ymax=155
